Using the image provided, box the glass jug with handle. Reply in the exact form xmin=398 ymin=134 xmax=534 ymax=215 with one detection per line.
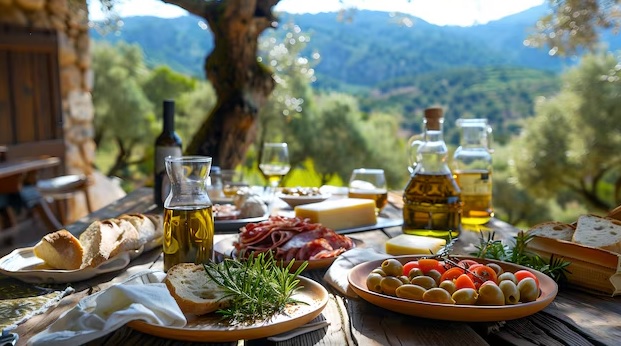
xmin=403 ymin=107 xmax=462 ymax=240
xmin=452 ymin=118 xmax=493 ymax=225
xmin=163 ymin=156 xmax=215 ymax=271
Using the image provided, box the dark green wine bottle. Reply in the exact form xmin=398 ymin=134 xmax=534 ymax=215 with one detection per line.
xmin=154 ymin=100 xmax=182 ymax=208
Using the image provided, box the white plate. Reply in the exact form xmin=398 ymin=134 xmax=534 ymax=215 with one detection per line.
xmin=0 ymin=239 xmax=160 ymax=284
xmin=215 ymin=215 xmax=269 ymax=233
xmin=277 ymin=193 xmax=331 ymax=208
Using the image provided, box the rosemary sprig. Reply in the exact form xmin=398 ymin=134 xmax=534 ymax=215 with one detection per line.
xmin=203 ymin=252 xmax=308 ymax=324
xmin=470 ymin=230 xmax=571 ymax=283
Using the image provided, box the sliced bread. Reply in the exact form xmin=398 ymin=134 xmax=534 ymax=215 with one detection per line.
xmin=164 ymin=263 xmax=231 ymax=315
xmin=109 ymin=218 xmax=143 ymax=257
xmin=572 ymin=214 xmax=621 ymax=254
xmin=79 ymin=220 xmax=124 ymax=268
xmin=33 ymin=229 xmax=83 ymax=270
xmin=527 ymin=221 xmax=575 ymax=241
xmin=118 ymin=213 xmax=161 ymax=245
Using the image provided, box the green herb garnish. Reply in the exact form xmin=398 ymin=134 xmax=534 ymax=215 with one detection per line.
xmin=471 ymin=230 xmax=571 ymax=283
xmin=203 ymin=252 xmax=308 ymax=324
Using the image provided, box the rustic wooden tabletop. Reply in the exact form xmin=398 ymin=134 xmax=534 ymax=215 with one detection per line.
xmin=6 ymin=187 xmax=621 ymax=346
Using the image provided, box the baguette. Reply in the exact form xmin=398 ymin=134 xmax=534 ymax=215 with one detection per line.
xmin=118 ymin=213 xmax=162 ymax=245
xmin=572 ymin=214 xmax=621 ymax=254
xmin=527 ymin=221 xmax=575 ymax=241
xmin=109 ymin=218 xmax=142 ymax=257
xmin=79 ymin=220 xmax=124 ymax=268
xmin=33 ymin=229 xmax=83 ymax=270
xmin=164 ymin=263 xmax=231 ymax=315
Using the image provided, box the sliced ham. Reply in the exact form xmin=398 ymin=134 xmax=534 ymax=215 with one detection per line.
xmin=234 ymin=216 xmax=354 ymax=261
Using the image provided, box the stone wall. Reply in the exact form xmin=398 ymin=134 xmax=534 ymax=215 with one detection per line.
xmin=0 ymin=0 xmax=126 ymax=222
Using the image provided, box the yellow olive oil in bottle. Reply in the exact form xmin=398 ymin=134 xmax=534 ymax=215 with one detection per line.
xmin=403 ymin=107 xmax=462 ymax=239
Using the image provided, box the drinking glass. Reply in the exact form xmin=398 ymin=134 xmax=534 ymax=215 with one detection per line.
xmin=348 ymin=168 xmax=388 ymax=215
xmin=259 ymin=143 xmax=291 ymax=191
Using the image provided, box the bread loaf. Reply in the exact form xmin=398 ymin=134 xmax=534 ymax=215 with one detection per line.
xmin=527 ymin=221 xmax=575 ymax=241
xmin=118 ymin=213 xmax=162 ymax=244
xmin=572 ymin=214 xmax=621 ymax=254
xmin=33 ymin=230 xmax=83 ymax=270
xmin=79 ymin=220 xmax=124 ymax=268
xmin=164 ymin=263 xmax=231 ymax=315
xmin=109 ymin=218 xmax=142 ymax=257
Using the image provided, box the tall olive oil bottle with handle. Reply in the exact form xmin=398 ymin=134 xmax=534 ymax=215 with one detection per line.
xmin=154 ymin=100 xmax=182 ymax=208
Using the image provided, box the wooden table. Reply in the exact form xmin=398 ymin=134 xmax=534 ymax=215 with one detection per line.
xmin=8 ymin=188 xmax=621 ymax=345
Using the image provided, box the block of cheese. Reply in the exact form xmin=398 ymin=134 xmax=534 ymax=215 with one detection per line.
xmin=385 ymin=234 xmax=446 ymax=255
xmin=294 ymin=198 xmax=377 ymax=230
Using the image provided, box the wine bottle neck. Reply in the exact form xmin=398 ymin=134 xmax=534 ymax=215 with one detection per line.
xmin=163 ymin=100 xmax=175 ymax=133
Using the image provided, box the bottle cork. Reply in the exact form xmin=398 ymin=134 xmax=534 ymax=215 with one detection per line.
xmin=424 ymin=107 xmax=444 ymax=130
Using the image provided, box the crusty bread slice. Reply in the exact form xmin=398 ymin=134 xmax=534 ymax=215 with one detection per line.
xmin=79 ymin=220 xmax=124 ymax=268
xmin=109 ymin=218 xmax=143 ymax=257
xmin=164 ymin=263 xmax=231 ymax=315
xmin=118 ymin=213 xmax=161 ymax=245
xmin=527 ymin=221 xmax=575 ymax=241
xmin=572 ymin=214 xmax=621 ymax=254
xmin=33 ymin=229 xmax=83 ymax=270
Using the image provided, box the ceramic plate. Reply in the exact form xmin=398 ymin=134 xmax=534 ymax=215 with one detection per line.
xmin=348 ymin=255 xmax=558 ymax=322
xmin=128 ymin=276 xmax=328 ymax=342
xmin=277 ymin=193 xmax=331 ymax=208
xmin=214 ymin=235 xmax=360 ymax=271
xmin=215 ymin=214 xmax=269 ymax=233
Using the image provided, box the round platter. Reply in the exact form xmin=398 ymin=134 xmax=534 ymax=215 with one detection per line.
xmin=277 ymin=193 xmax=331 ymax=208
xmin=348 ymin=255 xmax=558 ymax=322
xmin=128 ymin=276 xmax=328 ymax=342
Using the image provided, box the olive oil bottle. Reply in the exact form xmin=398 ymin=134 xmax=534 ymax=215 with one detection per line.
xmin=154 ymin=100 xmax=182 ymax=208
xmin=403 ymin=107 xmax=462 ymax=239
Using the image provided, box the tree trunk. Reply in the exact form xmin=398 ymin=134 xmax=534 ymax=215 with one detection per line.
xmin=164 ymin=0 xmax=278 ymax=168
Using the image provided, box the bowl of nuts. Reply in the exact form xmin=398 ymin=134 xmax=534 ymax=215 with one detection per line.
xmin=277 ymin=187 xmax=331 ymax=208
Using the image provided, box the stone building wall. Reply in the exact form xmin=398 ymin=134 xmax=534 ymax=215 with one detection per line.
xmin=0 ymin=0 xmax=126 ymax=222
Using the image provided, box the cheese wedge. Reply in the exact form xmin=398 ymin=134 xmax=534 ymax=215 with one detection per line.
xmin=294 ymin=198 xmax=377 ymax=230
xmin=385 ymin=234 xmax=446 ymax=255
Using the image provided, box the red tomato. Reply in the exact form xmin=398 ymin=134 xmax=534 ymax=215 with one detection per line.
xmin=454 ymin=274 xmax=476 ymax=290
xmin=514 ymin=270 xmax=540 ymax=289
xmin=457 ymin=259 xmax=480 ymax=269
xmin=440 ymin=267 xmax=468 ymax=283
xmin=468 ymin=265 xmax=498 ymax=287
xmin=402 ymin=261 xmax=420 ymax=276
xmin=418 ymin=259 xmax=440 ymax=274
xmin=436 ymin=261 xmax=447 ymax=274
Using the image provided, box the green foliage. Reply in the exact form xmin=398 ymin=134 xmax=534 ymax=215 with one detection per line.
xmin=142 ymin=66 xmax=197 ymax=117
xmin=514 ymin=51 xmax=621 ymax=212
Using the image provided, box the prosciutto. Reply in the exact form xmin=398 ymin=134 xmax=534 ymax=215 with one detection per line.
xmin=234 ymin=216 xmax=354 ymax=261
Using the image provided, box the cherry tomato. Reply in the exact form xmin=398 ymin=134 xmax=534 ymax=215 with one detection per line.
xmin=418 ymin=259 xmax=440 ymax=274
xmin=402 ymin=261 xmax=420 ymax=276
xmin=514 ymin=270 xmax=540 ymax=289
xmin=454 ymin=274 xmax=476 ymax=290
xmin=436 ymin=261 xmax=447 ymax=274
xmin=468 ymin=265 xmax=498 ymax=288
xmin=457 ymin=259 xmax=480 ymax=269
xmin=440 ymin=267 xmax=468 ymax=283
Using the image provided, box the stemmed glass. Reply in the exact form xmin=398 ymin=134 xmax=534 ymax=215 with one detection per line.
xmin=348 ymin=168 xmax=388 ymax=215
xmin=259 ymin=142 xmax=291 ymax=205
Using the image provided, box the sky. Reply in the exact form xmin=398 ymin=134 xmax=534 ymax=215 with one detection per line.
xmin=88 ymin=0 xmax=545 ymax=27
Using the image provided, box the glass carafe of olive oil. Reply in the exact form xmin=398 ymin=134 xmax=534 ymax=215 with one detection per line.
xmin=163 ymin=156 xmax=215 ymax=272
xmin=403 ymin=107 xmax=462 ymax=239
xmin=452 ymin=118 xmax=493 ymax=225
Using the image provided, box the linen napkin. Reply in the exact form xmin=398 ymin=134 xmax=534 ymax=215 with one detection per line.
xmin=323 ymin=247 xmax=390 ymax=298
xmin=27 ymin=270 xmax=186 ymax=346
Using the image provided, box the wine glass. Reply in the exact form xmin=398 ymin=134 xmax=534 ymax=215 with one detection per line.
xmin=348 ymin=168 xmax=388 ymax=215
xmin=259 ymin=142 xmax=291 ymax=200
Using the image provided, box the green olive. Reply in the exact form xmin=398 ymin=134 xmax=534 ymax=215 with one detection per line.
xmin=423 ymin=288 xmax=455 ymax=304
xmin=452 ymin=288 xmax=479 ymax=305
xmin=517 ymin=277 xmax=539 ymax=302
xmin=486 ymin=263 xmax=503 ymax=276
xmin=499 ymin=280 xmax=520 ymax=305
xmin=497 ymin=272 xmax=517 ymax=284
xmin=439 ymin=280 xmax=456 ymax=295
xmin=380 ymin=276 xmax=403 ymax=296
xmin=407 ymin=268 xmax=424 ymax=280
xmin=477 ymin=283 xmax=505 ymax=306
xmin=426 ymin=269 xmax=442 ymax=285
xmin=366 ymin=273 xmax=383 ymax=293
xmin=371 ymin=268 xmax=386 ymax=276
xmin=381 ymin=259 xmax=404 ymax=277
xmin=398 ymin=275 xmax=410 ymax=284
xmin=395 ymin=284 xmax=426 ymax=301
xmin=409 ymin=275 xmax=437 ymax=290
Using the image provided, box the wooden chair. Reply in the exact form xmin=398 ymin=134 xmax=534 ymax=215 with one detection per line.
xmin=36 ymin=173 xmax=93 ymax=225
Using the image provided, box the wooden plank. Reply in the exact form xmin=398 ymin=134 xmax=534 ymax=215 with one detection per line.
xmin=0 ymin=51 xmax=13 ymax=144
xmin=11 ymin=52 xmax=36 ymax=143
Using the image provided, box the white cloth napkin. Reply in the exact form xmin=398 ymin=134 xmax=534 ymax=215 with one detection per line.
xmin=27 ymin=270 xmax=186 ymax=346
xmin=323 ymin=247 xmax=390 ymax=298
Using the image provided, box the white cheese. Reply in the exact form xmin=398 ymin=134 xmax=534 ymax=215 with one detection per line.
xmin=385 ymin=234 xmax=446 ymax=255
xmin=294 ymin=198 xmax=377 ymax=230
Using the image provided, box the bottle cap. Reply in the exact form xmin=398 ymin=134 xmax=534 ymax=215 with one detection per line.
xmin=424 ymin=107 xmax=443 ymax=130
xmin=211 ymin=166 xmax=221 ymax=175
